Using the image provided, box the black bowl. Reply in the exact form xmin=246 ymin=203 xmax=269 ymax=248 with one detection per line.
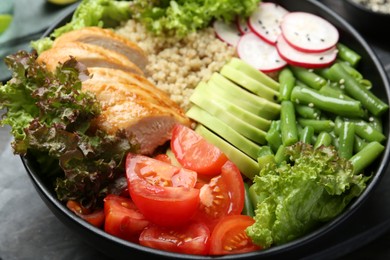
xmin=342 ymin=0 xmax=390 ymax=38
xmin=21 ymin=0 xmax=390 ymax=259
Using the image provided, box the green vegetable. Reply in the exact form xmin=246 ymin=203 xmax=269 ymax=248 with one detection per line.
xmin=130 ymin=0 xmax=261 ymax=37
xmin=31 ymin=0 xmax=133 ymax=54
xmin=0 ymin=51 xmax=134 ymax=209
xmin=246 ymin=142 xmax=369 ymax=248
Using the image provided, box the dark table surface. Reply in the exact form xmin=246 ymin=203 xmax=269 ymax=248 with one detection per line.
xmin=1 ymin=0 xmax=390 ymax=259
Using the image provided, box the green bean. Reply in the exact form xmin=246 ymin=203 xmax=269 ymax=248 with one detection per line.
xmin=350 ymin=141 xmax=384 ymax=174
xmin=314 ymin=131 xmax=333 ymax=149
xmin=354 ymin=135 xmax=368 ymax=153
xmin=298 ymin=118 xmax=335 ymax=133
xmin=242 ymin=182 xmax=255 ymax=217
xmin=266 ymin=120 xmax=282 ymax=153
xmin=319 ymin=83 xmax=354 ymax=101
xmin=327 ymin=63 xmax=389 ymax=116
xmin=349 ymin=119 xmax=386 ymax=143
xmin=278 ymin=67 xmax=296 ymax=101
xmin=257 ymin=146 xmax=275 ymax=172
xmin=329 ymin=131 xmax=339 ymax=149
xmin=315 ymin=67 xmax=335 ymax=81
xmin=275 ymin=145 xmax=287 ymax=164
xmin=290 ymin=66 xmax=327 ymax=90
xmin=337 ymin=43 xmax=362 ymax=67
xmin=338 ymin=61 xmax=363 ymax=80
xmin=299 ymin=125 xmax=314 ymax=144
xmin=295 ymin=104 xmax=321 ymax=119
xmin=296 ymin=80 xmax=310 ymax=88
xmin=338 ymin=121 xmax=355 ymax=159
xmin=291 ymin=86 xmax=365 ymax=118
xmin=280 ymin=101 xmax=298 ymax=146
xmin=368 ymin=116 xmax=383 ymax=132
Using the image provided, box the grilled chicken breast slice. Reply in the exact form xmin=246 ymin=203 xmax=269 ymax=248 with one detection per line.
xmin=52 ymin=26 xmax=148 ymax=73
xmin=37 ymin=41 xmax=144 ymax=76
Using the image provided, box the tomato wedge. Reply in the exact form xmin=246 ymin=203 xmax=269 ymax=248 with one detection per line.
xmin=192 ymin=160 xmax=245 ymax=231
xmin=126 ymin=153 xmax=200 ymax=227
xmin=171 ymin=124 xmax=228 ymax=176
xmin=139 ymin=221 xmax=211 ymax=255
xmin=103 ymin=194 xmax=149 ymax=242
xmin=209 ymin=215 xmax=261 ymax=255
xmin=66 ymin=200 xmax=105 ymax=228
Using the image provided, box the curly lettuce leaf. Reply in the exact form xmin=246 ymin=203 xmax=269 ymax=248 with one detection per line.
xmin=0 ymin=51 xmax=135 ymax=209
xmin=130 ymin=0 xmax=261 ymax=37
xmin=31 ymin=0 xmax=132 ymax=54
xmin=246 ymin=142 xmax=370 ymax=248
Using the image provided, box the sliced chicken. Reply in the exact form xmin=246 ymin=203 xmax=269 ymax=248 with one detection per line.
xmin=37 ymin=41 xmax=144 ymax=76
xmin=85 ymin=80 xmax=191 ymax=154
xmin=86 ymin=67 xmax=181 ymax=111
xmin=52 ymin=26 xmax=148 ymax=73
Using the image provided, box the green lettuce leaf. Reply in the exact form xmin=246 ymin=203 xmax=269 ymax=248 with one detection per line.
xmin=246 ymin=142 xmax=370 ymax=248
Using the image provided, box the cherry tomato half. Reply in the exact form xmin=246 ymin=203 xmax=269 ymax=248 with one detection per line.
xmin=126 ymin=153 xmax=200 ymax=227
xmin=139 ymin=221 xmax=211 ymax=255
xmin=171 ymin=124 xmax=228 ymax=176
xmin=103 ymin=194 xmax=149 ymax=242
xmin=209 ymin=215 xmax=261 ymax=255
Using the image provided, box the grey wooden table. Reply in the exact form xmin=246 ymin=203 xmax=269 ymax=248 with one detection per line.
xmin=1 ymin=0 xmax=390 ymax=259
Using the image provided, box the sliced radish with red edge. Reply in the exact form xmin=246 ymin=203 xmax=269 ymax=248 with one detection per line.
xmin=248 ymin=2 xmax=289 ymax=45
xmin=281 ymin=12 xmax=339 ymax=53
xmin=213 ymin=20 xmax=241 ymax=47
xmin=276 ymin=34 xmax=338 ymax=68
xmin=236 ymin=17 xmax=250 ymax=35
xmin=237 ymin=33 xmax=287 ymax=73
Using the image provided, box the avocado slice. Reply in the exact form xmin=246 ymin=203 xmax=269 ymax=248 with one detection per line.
xmin=186 ymin=105 xmax=262 ymax=160
xmin=193 ymin=82 xmax=271 ymax=131
xmin=227 ymin=57 xmax=280 ymax=91
xmin=220 ymin=65 xmax=280 ymax=102
xmin=210 ymin=73 xmax=281 ymax=120
xmin=195 ymin=124 xmax=259 ymax=180
xmin=189 ymin=84 xmax=267 ymax=144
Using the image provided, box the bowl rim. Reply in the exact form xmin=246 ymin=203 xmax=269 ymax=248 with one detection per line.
xmin=20 ymin=0 xmax=390 ymax=258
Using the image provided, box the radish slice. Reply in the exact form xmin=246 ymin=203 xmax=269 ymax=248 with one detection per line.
xmin=281 ymin=12 xmax=339 ymax=53
xmin=237 ymin=33 xmax=287 ymax=73
xmin=236 ymin=17 xmax=250 ymax=35
xmin=276 ymin=34 xmax=338 ymax=68
xmin=248 ymin=2 xmax=289 ymax=45
xmin=213 ymin=20 xmax=241 ymax=47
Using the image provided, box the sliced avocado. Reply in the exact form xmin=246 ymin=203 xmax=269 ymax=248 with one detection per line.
xmin=220 ymin=65 xmax=280 ymax=102
xmin=209 ymin=73 xmax=280 ymax=120
xmin=227 ymin=57 xmax=280 ymax=91
xmin=193 ymin=82 xmax=271 ymax=131
xmin=195 ymin=124 xmax=259 ymax=180
xmin=189 ymin=85 xmax=267 ymax=144
xmin=186 ymin=105 xmax=262 ymax=160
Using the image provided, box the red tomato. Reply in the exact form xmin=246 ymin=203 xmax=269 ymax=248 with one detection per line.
xmin=126 ymin=153 xmax=200 ymax=227
xmin=103 ymin=194 xmax=149 ymax=242
xmin=192 ymin=160 xmax=245 ymax=231
xmin=139 ymin=221 xmax=210 ymax=255
xmin=209 ymin=215 xmax=261 ymax=255
xmin=171 ymin=124 xmax=228 ymax=176
xmin=66 ymin=200 xmax=105 ymax=228
xmin=153 ymin=153 xmax=171 ymax=164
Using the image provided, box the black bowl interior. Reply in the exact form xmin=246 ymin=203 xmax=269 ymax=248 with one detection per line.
xmin=342 ymin=0 xmax=390 ymax=38
xmin=21 ymin=0 xmax=390 ymax=259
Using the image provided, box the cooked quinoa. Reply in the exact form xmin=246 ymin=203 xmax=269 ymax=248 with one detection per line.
xmin=115 ymin=19 xmax=236 ymax=111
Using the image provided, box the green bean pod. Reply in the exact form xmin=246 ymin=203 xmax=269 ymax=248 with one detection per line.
xmin=291 ymin=86 xmax=365 ymax=118
xmin=275 ymin=144 xmax=287 ymax=164
xmin=351 ymin=119 xmax=386 ymax=143
xmin=314 ymin=131 xmax=333 ymax=149
xmin=278 ymin=67 xmax=296 ymax=101
xmin=242 ymin=182 xmax=255 ymax=217
xmin=354 ymin=135 xmax=368 ymax=153
xmin=327 ymin=63 xmax=389 ymax=116
xmin=337 ymin=43 xmax=362 ymax=67
xmin=290 ymin=66 xmax=327 ymax=90
xmin=338 ymin=121 xmax=355 ymax=159
xmin=298 ymin=118 xmax=335 ymax=133
xmin=295 ymin=104 xmax=321 ymax=119
xmin=369 ymin=116 xmax=383 ymax=132
xmin=280 ymin=101 xmax=298 ymax=146
xmin=350 ymin=141 xmax=385 ymax=174
xmin=299 ymin=125 xmax=314 ymax=144
xmin=319 ymin=83 xmax=354 ymax=101
xmin=266 ymin=120 xmax=282 ymax=153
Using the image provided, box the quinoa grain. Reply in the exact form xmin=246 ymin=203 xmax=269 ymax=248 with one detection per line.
xmin=115 ymin=20 xmax=236 ymax=111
